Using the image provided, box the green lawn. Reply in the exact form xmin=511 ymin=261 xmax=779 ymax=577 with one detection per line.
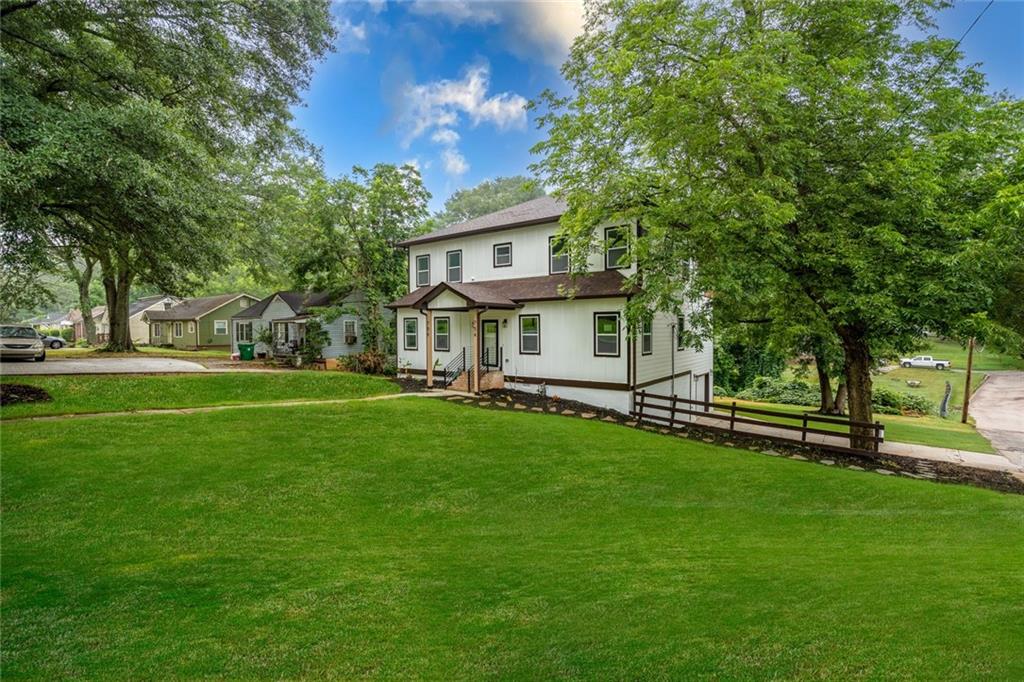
xmin=50 ymin=345 xmax=231 ymax=358
xmin=920 ymin=337 xmax=1024 ymax=371
xmin=3 ymin=399 xmax=1023 ymax=679
xmin=0 ymin=372 xmax=397 ymax=419
xmin=718 ymin=398 xmax=996 ymax=453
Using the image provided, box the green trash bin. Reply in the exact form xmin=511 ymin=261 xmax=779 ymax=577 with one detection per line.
xmin=238 ymin=343 xmax=255 ymax=361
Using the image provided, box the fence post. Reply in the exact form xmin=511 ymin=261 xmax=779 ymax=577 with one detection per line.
xmin=801 ymin=414 xmax=808 ymax=442
xmin=635 ymin=390 xmax=645 ymax=424
xmin=875 ymin=421 xmax=884 ymax=450
xmin=729 ymin=401 xmax=736 ymax=432
xmin=670 ymin=395 xmax=678 ymax=429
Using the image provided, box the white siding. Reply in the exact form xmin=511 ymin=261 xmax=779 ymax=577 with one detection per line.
xmin=130 ymin=297 xmax=177 ymax=344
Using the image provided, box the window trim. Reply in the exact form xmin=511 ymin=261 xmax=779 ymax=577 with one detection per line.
xmin=641 ymin=318 xmax=653 ymax=356
xmin=415 ymin=254 xmax=430 ymax=287
xmin=676 ymin=315 xmax=686 ymax=350
xmin=174 ymin=321 xmax=183 ymax=338
xmin=214 ymin=319 xmax=227 ymax=335
xmin=493 ymin=242 xmax=512 ymax=268
xmin=187 ymin=320 xmax=196 ymax=334
xmin=549 ymin=235 xmax=569 ymax=275
xmin=594 ymin=312 xmax=621 ymax=357
xmin=403 ymin=317 xmax=418 ymax=351
xmin=604 ymin=226 xmax=629 ymax=270
xmin=446 ymin=249 xmax=463 ymax=283
xmin=433 ymin=316 xmax=450 ymax=352
xmin=236 ymin=321 xmax=253 ymax=343
xmin=343 ymin=319 xmax=357 ymax=337
xmin=153 ymin=322 xmax=163 ymax=337
xmin=518 ymin=314 xmax=540 ymax=355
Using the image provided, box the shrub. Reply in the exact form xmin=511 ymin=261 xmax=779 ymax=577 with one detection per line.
xmin=341 ymin=349 xmax=391 ymax=375
xmin=75 ymin=338 xmax=91 ymax=348
xmin=299 ymin=319 xmax=331 ymax=365
xmin=736 ymin=377 xmax=820 ymax=406
xmin=872 ymin=386 xmax=934 ymax=416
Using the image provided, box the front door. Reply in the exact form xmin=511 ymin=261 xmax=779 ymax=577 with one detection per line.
xmin=482 ymin=320 xmax=499 ymax=368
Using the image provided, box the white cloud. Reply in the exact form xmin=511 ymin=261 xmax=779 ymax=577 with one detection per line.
xmin=335 ymin=17 xmax=369 ymax=53
xmin=410 ymin=0 xmax=584 ymax=67
xmin=402 ymin=62 xmax=527 ymax=145
xmin=366 ymin=0 xmax=386 ymax=14
xmin=430 ymin=128 xmax=460 ymax=145
xmin=441 ymin=148 xmax=469 ymax=176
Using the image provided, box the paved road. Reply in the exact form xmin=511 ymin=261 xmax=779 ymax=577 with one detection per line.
xmin=1 ymin=357 xmax=208 ymax=375
xmin=970 ymin=371 xmax=1024 ymax=466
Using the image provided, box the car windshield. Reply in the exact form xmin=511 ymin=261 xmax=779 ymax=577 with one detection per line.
xmin=1 ymin=326 xmax=39 ymax=339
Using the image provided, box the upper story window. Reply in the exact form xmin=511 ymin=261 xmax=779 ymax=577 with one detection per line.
xmin=493 ymin=242 xmax=512 ymax=268
xmin=416 ymin=254 xmax=430 ymax=287
xmin=549 ymin=236 xmax=569 ymax=274
xmin=605 ymin=226 xmax=629 ymax=270
xmin=641 ymin=318 xmax=653 ymax=355
xmin=239 ymin=298 xmax=249 ymax=309
xmin=446 ymin=250 xmax=462 ymax=283
xmin=676 ymin=315 xmax=686 ymax=350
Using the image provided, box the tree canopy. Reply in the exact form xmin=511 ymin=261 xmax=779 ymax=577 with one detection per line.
xmin=533 ymin=0 xmax=1024 ymax=445
xmin=432 ymin=175 xmax=545 ymax=227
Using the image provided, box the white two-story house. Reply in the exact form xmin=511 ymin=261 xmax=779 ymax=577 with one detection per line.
xmin=387 ymin=196 xmax=713 ymax=414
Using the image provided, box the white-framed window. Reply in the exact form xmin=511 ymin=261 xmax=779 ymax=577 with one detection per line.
xmin=594 ymin=313 xmax=620 ymax=356
xmin=605 ymin=226 xmax=629 ymax=269
xmin=403 ymin=317 xmax=418 ymax=350
xmin=446 ymin=250 xmax=462 ymax=283
xmin=239 ymin=298 xmax=249 ymax=309
xmin=416 ymin=254 xmax=430 ymax=287
xmin=236 ymin=321 xmax=253 ymax=342
xmin=174 ymin=321 xmax=183 ymax=338
xmin=274 ymin=322 xmax=289 ymax=344
xmin=153 ymin=322 xmax=163 ymax=337
xmin=493 ymin=242 xmax=512 ymax=268
xmin=676 ymin=315 xmax=686 ymax=350
xmin=549 ymin=236 xmax=569 ymax=274
xmin=343 ymin=319 xmax=357 ymax=343
xmin=434 ymin=316 xmax=450 ymax=352
xmin=214 ymin=320 xmax=227 ymax=335
xmin=641 ymin=318 xmax=653 ymax=355
xmin=519 ymin=314 xmax=540 ymax=354
xmin=187 ymin=321 xmax=196 ymax=334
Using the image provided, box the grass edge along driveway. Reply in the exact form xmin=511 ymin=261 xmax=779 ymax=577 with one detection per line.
xmin=0 ymin=372 xmax=398 ymax=419
xmin=3 ymin=398 xmax=1023 ymax=679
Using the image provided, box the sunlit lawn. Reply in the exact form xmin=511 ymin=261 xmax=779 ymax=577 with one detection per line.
xmin=49 ymin=345 xmax=231 ymax=358
xmin=920 ymin=338 xmax=1024 ymax=372
xmin=3 ymin=398 xmax=1022 ymax=678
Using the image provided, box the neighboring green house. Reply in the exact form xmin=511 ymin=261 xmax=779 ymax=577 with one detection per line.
xmin=143 ymin=293 xmax=259 ymax=349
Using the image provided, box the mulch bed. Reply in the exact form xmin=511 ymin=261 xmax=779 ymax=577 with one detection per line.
xmin=0 ymin=383 xmax=53 ymax=406
xmin=391 ymin=376 xmax=427 ymax=393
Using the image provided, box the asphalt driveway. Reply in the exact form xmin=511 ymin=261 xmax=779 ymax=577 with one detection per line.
xmin=970 ymin=371 xmax=1024 ymax=466
xmin=1 ymin=357 xmax=208 ymax=375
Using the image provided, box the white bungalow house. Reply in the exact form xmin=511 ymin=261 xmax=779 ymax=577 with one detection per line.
xmin=387 ymin=196 xmax=713 ymax=414
xmin=128 ymin=295 xmax=180 ymax=344
xmin=230 ymin=290 xmax=375 ymax=360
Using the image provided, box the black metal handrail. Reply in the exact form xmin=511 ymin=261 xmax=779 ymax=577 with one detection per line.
xmin=442 ymin=348 xmax=465 ymax=388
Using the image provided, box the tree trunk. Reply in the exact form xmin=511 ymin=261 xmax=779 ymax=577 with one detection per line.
xmin=839 ymin=329 xmax=875 ymax=451
xmin=62 ymin=254 xmax=97 ymax=344
xmin=813 ymin=350 xmax=835 ymax=413
xmin=833 ymin=382 xmax=847 ymax=415
xmin=100 ymin=252 xmax=135 ymax=352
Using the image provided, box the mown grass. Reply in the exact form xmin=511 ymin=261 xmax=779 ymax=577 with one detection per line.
xmin=919 ymin=338 xmax=1024 ymax=371
xmin=3 ymin=398 xmax=1022 ymax=678
xmin=0 ymin=372 xmax=397 ymax=419
xmin=717 ymin=398 xmax=996 ymax=453
xmin=49 ymin=346 xmax=231 ymax=358
xmin=877 ymin=366 xmax=985 ymax=420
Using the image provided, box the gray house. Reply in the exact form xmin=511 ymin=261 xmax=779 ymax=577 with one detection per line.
xmin=231 ymin=290 xmax=382 ymax=360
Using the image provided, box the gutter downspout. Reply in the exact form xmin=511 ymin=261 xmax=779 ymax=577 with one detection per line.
xmin=670 ymin=321 xmax=677 ymax=397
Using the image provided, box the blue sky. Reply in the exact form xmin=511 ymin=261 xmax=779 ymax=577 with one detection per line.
xmin=291 ymin=1 xmax=1024 ymax=212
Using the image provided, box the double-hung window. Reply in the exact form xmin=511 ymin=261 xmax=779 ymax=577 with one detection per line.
xmin=594 ymin=313 xmax=620 ymax=356
xmin=214 ymin=320 xmax=227 ymax=335
xmin=153 ymin=322 xmax=163 ymax=338
xmin=403 ymin=318 xmax=418 ymax=350
xmin=434 ymin=317 xmax=450 ymax=352
xmin=549 ymin=236 xmax=569 ymax=274
xmin=641 ymin=318 xmax=653 ymax=355
xmin=416 ymin=254 xmax=430 ymax=287
xmin=493 ymin=242 xmax=512 ymax=267
xmin=446 ymin=250 xmax=462 ymax=283
xmin=343 ymin=319 xmax=357 ymax=340
xmin=237 ymin=322 xmax=252 ymax=342
xmin=676 ymin=315 xmax=686 ymax=350
xmin=187 ymin=321 xmax=196 ymax=334
xmin=604 ymin=226 xmax=629 ymax=269
xmin=519 ymin=315 xmax=540 ymax=354
xmin=174 ymin=321 xmax=183 ymax=338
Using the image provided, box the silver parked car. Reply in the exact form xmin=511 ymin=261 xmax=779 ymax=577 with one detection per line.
xmin=1 ymin=324 xmax=46 ymax=361
xmin=37 ymin=333 xmax=66 ymax=349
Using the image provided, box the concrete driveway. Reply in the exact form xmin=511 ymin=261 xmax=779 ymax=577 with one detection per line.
xmin=970 ymin=371 xmax=1024 ymax=466
xmin=1 ymin=357 xmax=208 ymax=375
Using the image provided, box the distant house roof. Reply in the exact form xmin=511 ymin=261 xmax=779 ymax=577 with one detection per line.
xmin=128 ymin=295 xmax=179 ymax=318
xmin=145 ymin=293 xmax=254 ymax=321
xmin=397 ymin=196 xmax=568 ymax=247
xmin=387 ymin=271 xmax=636 ymax=310
xmin=232 ymin=290 xmax=340 ymax=319
xmin=24 ymin=310 xmax=70 ymax=326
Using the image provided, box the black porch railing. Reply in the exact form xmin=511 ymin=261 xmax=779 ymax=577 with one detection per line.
xmin=442 ymin=348 xmax=466 ymax=388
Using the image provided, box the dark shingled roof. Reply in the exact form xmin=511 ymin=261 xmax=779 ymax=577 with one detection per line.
xmin=145 ymin=293 xmax=254 ymax=321
xmin=232 ymin=291 xmax=335 ymax=319
xmin=387 ymin=271 xmax=636 ymax=309
xmin=397 ymin=196 xmax=568 ymax=247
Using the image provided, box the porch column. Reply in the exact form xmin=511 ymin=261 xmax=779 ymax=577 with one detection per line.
xmin=472 ymin=309 xmax=481 ymax=394
xmin=425 ymin=309 xmax=434 ymax=388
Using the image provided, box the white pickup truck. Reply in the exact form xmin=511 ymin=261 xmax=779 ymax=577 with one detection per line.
xmin=900 ymin=355 xmax=951 ymax=370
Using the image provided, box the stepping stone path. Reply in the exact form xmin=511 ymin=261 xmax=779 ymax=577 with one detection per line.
xmin=602 ymin=416 xmax=617 ymax=422
xmin=549 ymin=406 xmax=558 ymax=412
xmin=703 ymin=437 xmax=716 ymax=443
xmin=762 ymin=450 xmax=781 ymax=456
xmin=874 ymin=469 xmax=894 ymax=476
xmin=821 ymin=459 xmax=835 ymax=466
xmin=531 ymin=407 xmax=544 ymax=412
xmin=446 ymin=396 xmax=462 ymax=401
xmin=514 ymin=404 xmax=527 ymax=410
xmin=562 ymin=409 xmax=575 ymax=415
xmin=626 ymin=421 xmax=637 ymax=427
xmin=848 ymin=465 xmax=865 ymax=471
xmin=790 ymin=454 xmax=808 ymax=461
xmin=581 ymin=412 xmax=596 ymax=419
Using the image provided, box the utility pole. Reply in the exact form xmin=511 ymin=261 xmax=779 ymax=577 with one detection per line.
xmin=961 ymin=336 xmax=975 ymax=424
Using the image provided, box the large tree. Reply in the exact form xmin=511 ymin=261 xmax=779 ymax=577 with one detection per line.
xmin=432 ymin=175 xmax=545 ymax=227
xmin=533 ymin=0 xmax=1024 ymax=448
xmin=0 ymin=0 xmax=334 ymax=350
xmin=291 ymin=164 xmax=430 ymax=352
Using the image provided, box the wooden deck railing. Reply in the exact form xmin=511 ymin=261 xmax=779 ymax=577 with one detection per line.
xmin=631 ymin=390 xmax=885 ymax=453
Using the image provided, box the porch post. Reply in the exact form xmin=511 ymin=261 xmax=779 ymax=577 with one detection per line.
xmin=472 ymin=309 xmax=481 ymax=394
xmin=425 ymin=309 xmax=434 ymax=388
